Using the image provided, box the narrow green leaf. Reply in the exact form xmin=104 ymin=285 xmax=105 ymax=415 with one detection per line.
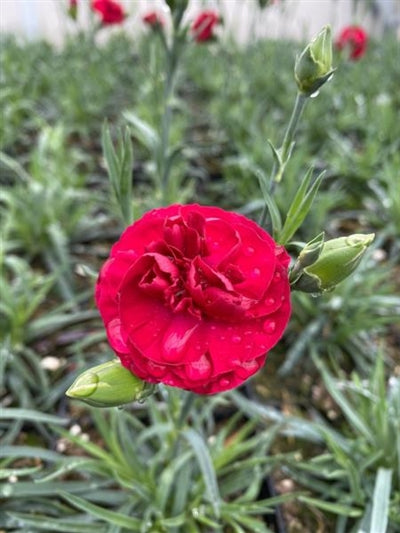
xmin=35 ymin=458 xmax=105 ymax=483
xmin=278 ymin=168 xmax=324 ymax=245
xmin=159 ymin=512 xmax=188 ymax=527
xmin=0 ymin=445 xmax=63 ymax=462
xmin=0 ymin=151 xmax=31 ymax=182
xmin=253 ymin=166 xmax=282 ymax=235
xmin=7 ymin=512 xmax=106 ymax=533
xmin=312 ymin=354 xmax=374 ymax=443
xmin=298 ymin=495 xmax=362 ymax=517
xmin=0 ymin=408 xmax=68 ymax=425
xmin=0 ymin=480 xmax=109 ymax=498
xmin=155 ymin=451 xmax=192 ymax=513
xmin=61 ymin=492 xmax=142 ymax=531
xmin=0 ymin=465 xmax=42 ymax=479
xmin=278 ymin=317 xmax=324 ymax=376
xmin=368 ymin=468 xmax=392 ymax=533
xmin=123 ymin=111 xmax=159 ymax=152
xmin=182 ymin=428 xmax=221 ymax=517
xmin=101 ymin=123 xmax=119 ymax=192
xmin=266 ymin=139 xmax=282 ymax=168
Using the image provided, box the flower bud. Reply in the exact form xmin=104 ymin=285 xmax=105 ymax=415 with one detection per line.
xmin=290 ymin=232 xmax=325 ymax=284
xmin=68 ymin=0 xmax=78 ymax=21
xmin=295 ymin=26 xmax=335 ymax=95
xmin=66 ymin=360 xmax=156 ymax=407
xmin=165 ymin=0 xmax=189 ymax=14
xmin=292 ymin=233 xmax=375 ymax=293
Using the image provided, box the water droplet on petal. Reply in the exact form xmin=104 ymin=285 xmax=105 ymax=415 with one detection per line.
xmin=219 ymin=377 xmax=231 ymax=388
xmin=186 ymin=353 xmax=212 ymax=381
xmin=274 ymin=271 xmax=281 ymax=281
xmin=220 ymin=335 xmax=225 ymax=341
xmin=263 ymin=320 xmax=276 ymax=334
xmin=232 ymin=335 xmax=242 ymax=344
xmin=244 ymin=330 xmax=252 ymax=336
xmin=107 ymin=318 xmax=130 ymax=354
xmin=162 ymin=322 xmax=198 ymax=362
xmin=234 ymin=359 xmax=259 ymax=378
xmin=252 ymin=268 xmax=261 ymax=277
xmin=245 ymin=246 xmax=255 ymax=256
xmin=147 ymin=360 xmax=167 ymax=377
xmin=266 ymin=297 xmax=275 ymax=305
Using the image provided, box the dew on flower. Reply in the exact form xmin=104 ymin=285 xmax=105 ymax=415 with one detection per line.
xmin=95 ymin=204 xmax=291 ymax=393
xmin=219 ymin=377 xmax=231 ymax=388
xmin=185 ymin=353 xmax=212 ymax=381
xmin=245 ymin=246 xmax=255 ymax=255
xmin=263 ymin=320 xmax=276 ymax=333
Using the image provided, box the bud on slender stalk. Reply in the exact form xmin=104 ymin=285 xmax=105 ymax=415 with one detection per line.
xmin=295 ymin=26 xmax=335 ymax=96
xmin=67 ymin=0 xmax=78 ymax=21
xmin=290 ymin=232 xmax=325 ymax=284
xmin=292 ymin=233 xmax=375 ymax=293
xmin=66 ymin=360 xmax=156 ymax=407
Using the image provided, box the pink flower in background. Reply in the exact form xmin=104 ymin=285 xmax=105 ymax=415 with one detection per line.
xmin=142 ymin=11 xmax=165 ymax=28
xmin=336 ymin=26 xmax=368 ymax=60
xmin=95 ymin=204 xmax=291 ymax=394
xmin=92 ymin=0 xmax=126 ymax=26
xmin=191 ymin=10 xmax=220 ymax=42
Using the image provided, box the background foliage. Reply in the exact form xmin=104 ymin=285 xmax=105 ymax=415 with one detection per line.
xmin=1 ymin=22 xmax=399 ymax=533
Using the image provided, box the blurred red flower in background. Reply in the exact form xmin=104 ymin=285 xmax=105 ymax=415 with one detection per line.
xmin=142 ymin=11 xmax=165 ymax=28
xmin=191 ymin=10 xmax=220 ymax=42
xmin=92 ymin=0 xmax=126 ymax=26
xmin=336 ymin=25 xmax=368 ymax=60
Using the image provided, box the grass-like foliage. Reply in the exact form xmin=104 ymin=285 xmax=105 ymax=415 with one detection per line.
xmin=0 ymin=16 xmax=399 ymax=532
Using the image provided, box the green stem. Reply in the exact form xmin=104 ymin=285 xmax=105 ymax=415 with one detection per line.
xmin=270 ymin=91 xmax=307 ymax=191
xmin=260 ymin=92 xmax=307 ymax=228
xmin=160 ymin=54 xmax=177 ymax=203
xmin=159 ymin=28 xmax=183 ymax=205
xmin=280 ymin=92 xmax=307 ymax=165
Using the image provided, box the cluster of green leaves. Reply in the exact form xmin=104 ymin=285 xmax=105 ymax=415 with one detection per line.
xmin=0 ymin=34 xmax=140 ymax=151
xmin=1 ymin=391 xmax=300 ymax=533
xmin=232 ymin=350 xmax=400 ymax=532
xmin=1 ymin=22 xmax=399 ymax=533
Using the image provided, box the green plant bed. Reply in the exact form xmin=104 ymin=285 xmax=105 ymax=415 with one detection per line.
xmin=1 ymin=24 xmax=399 ymax=533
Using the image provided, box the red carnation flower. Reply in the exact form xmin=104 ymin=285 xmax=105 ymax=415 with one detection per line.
xmin=336 ymin=25 xmax=368 ymax=60
xmin=143 ymin=11 xmax=164 ymax=28
xmin=95 ymin=204 xmax=291 ymax=395
xmin=92 ymin=0 xmax=126 ymax=26
xmin=191 ymin=10 xmax=220 ymax=42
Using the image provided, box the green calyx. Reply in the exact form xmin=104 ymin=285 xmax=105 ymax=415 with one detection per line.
xmin=295 ymin=26 xmax=335 ymax=95
xmin=291 ymin=233 xmax=375 ymax=294
xmin=66 ymin=360 xmax=156 ymax=408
